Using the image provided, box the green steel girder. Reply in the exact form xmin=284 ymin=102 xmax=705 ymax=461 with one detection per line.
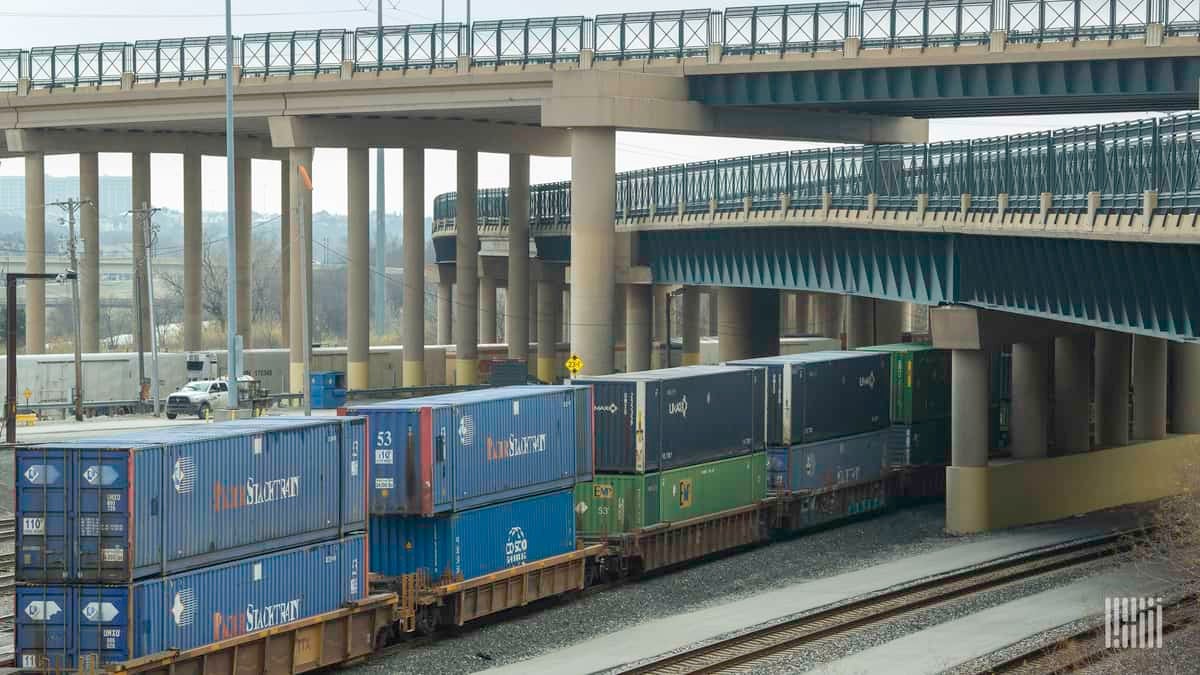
xmin=686 ymin=56 xmax=1200 ymax=117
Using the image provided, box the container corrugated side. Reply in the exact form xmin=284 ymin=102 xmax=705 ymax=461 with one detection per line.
xmin=858 ymin=344 xmax=951 ymax=424
xmin=346 ymin=385 xmax=589 ymax=515
xmin=15 ymin=535 xmax=366 ymax=670
xmin=369 ymin=489 xmax=575 ymax=580
xmin=887 ymin=418 xmax=951 ymax=466
xmin=16 ymin=418 xmax=365 ymax=584
xmin=768 ymin=429 xmax=888 ymax=492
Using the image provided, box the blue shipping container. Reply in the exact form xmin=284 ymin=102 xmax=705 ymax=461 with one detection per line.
xmin=370 ymin=489 xmax=574 ymax=580
xmin=767 ymin=429 xmax=889 ymax=492
xmin=728 ymin=352 xmax=890 ymax=446
xmin=16 ymin=417 xmax=366 ymax=583
xmin=345 ymin=385 xmax=593 ymax=515
xmin=15 ymin=534 xmax=365 ymax=671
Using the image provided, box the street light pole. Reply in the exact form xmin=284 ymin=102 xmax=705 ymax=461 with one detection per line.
xmin=375 ymin=0 xmax=387 ymax=335
xmin=224 ymin=0 xmax=240 ymax=412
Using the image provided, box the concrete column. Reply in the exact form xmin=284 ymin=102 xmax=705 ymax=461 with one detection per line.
xmin=625 ymin=284 xmax=651 ymax=372
xmin=845 ymin=296 xmax=873 ymax=348
xmin=952 ymin=349 xmax=990 ymax=467
xmin=1170 ymin=342 xmax=1200 ymax=434
xmin=681 ymin=287 xmax=700 ymax=365
xmin=651 ymin=285 xmax=669 ymax=368
xmin=527 ymin=281 xmax=538 ymax=345
xmin=181 ymin=154 xmax=202 ymax=352
xmin=1011 ymin=341 xmax=1050 ymax=459
xmin=781 ymin=293 xmax=797 ymax=336
xmin=707 ymin=290 xmax=719 ymax=337
xmin=346 ymin=148 xmax=370 ymax=390
xmin=130 ymin=152 xmax=152 ymax=356
xmin=817 ymin=293 xmax=844 ymax=342
xmin=436 ymin=280 xmax=452 ymax=345
xmin=402 ymin=148 xmax=426 ymax=385
xmin=23 ymin=153 xmax=45 ymax=354
xmin=455 ymin=151 xmax=480 ymax=384
xmin=569 ymin=128 xmax=616 ymax=375
xmin=718 ymin=287 xmax=751 ymax=361
xmin=288 ymin=148 xmax=314 ymax=392
xmin=749 ymin=288 xmax=781 ymax=357
xmin=234 ymin=157 xmax=252 ymax=349
xmin=1054 ymin=334 xmax=1091 ymax=453
xmin=1094 ymin=330 xmax=1131 ymax=448
xmin=478 ymin=275 xmax=497 ymax=344
xmin=794 ymin=293 xmax=811 ymax=335
xmin=562 ymin=288 xmax=570 ymax=342
xmin=280 ymin=161 xmax=290 ymax=349
xmin=507 ymin=153 xmax=530 ymax=362
xmin=1132 ymin=336 xmax=1167 ymax=440
xmin=875 ymin=299 xmax=905 ymax=345
xmin=79 ymin=152 xmax=101 ymax=353
xmin=537 ymin=280 xmax=560 ymax=382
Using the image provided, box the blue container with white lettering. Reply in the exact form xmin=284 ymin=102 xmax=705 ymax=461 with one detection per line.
xmin=15 ymin=534 xmax=365 ymax=671
xmin=343 ymin=385 xmax=593 ymax=516
xmin=767 ymin=429 xmax=889 ymax=493
xmin=369 ymin=489 xmax=574 ymax=580
xmin=15 ymin=417 xmax=366 ymax=584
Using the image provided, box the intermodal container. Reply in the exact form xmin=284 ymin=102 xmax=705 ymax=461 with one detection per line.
xmin=369 ymin=489 xmax=574 ymax=580
xmin=15 ymin=417 xmax=366 ymax=583
xmin=344 ymin=385 xmax=593 ymax=516
xmin=767 ymin=429 xmax=888 ymax=492
xmin=15 ymin=534 xmax=366 ymax=671
xmin=574 ymin=452 xmax=768 ymax=536
xmin=857 ymin=343 xmax=951 ymax=424
xmin=571 ymin=366 xmax=764 ymax=473
xmin=887 ymin=418 xmax=951 ymax=466
xmin=726 ymin=352 xmax=889 ymax=446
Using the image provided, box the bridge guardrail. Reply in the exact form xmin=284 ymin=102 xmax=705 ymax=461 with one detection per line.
xmin=3 ymin=0 xmax=1186 ymax=89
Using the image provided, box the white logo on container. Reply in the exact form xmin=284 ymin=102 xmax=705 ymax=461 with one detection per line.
xmin=505 ymin=527 xmax=528 ymax=566
xmin=82 ymin=602 xmax=120 ymax=622
xmin=23 ymin=465 xmax=61 ymax=485
xmin=459 ymin=415 xmax=475 ymax=446
xmin=24 ymin=601 xmax=62 ymax=622
xmin=171 ymin=588 xmax=195 ymax=627
xmin=83 ymin=465 xmax=119 ymax=486
xmin=668 ymin=395 xmax=688 ymax=418
xmin=858 ymin=372 xmax=877 ymax=389
xmin=172 ymin=457 xmax=195 ymax=494
xmin=594 ymin=403 xmax=618 ymax=414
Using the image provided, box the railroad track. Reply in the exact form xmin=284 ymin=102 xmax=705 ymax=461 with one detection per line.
xmin=625 ymin=533 xmax=1135 ymax=675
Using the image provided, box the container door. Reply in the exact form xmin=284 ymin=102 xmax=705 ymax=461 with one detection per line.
xmin=72 ymin=448 xmax=135 ymax=583
xmin=571 ymin=386 xmax=595 ymax=482
xmin=16 ymin=585 xmax=75 ymax=671
xmin=764 ymin=365 xmax=783 ymax=447
xmin=433 ymin=407 xmax=455 ymax=511
xmin=752 ymin=367 xmax=767 ymax=450
xmin=16 ymin=447 xmax=71 ymax=582
xmin=74 ymin=585 xmax=131 ymax=666
xmin=360 ymin=408 xmax=408 ymax=514
xmin=588 ymin=381 xmax=638 ymax=473
xmin=339 ymin=417 xmax=366 ymax=531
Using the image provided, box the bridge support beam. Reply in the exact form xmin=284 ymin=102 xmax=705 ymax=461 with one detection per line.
xmin=569 ymin=128 xmax=616 ymax=376
xmin=279 ymin=161 xmax=290 ymax=350
xmin=79 ymin=152 xmax=101 ymax=353
xmin=478 ymin=274 xmax=497 ymax=344
xmin=1094 ymin=330 xmax=1131 ymax=448
xmin=681 ymin=287 xmax=700 ymax=366
xmin=507 ymin=153 xmax=530 ymax=363
xmin=403 ymin=148 xmax=426 ymax=385
xmin=947 ymin=348 xmax=990 ymax=534
xmin=845 ymin=296 xmax=871 ymax=348
xmin=1132 ymin=336 xmax=1167 ymax=441
xmin=706 ymin=290 xmax=718 ymax=337
xmin=794 ymin=293 xmax=811 ymax=335
xmin=23 ymin=153 xmax=45 ymax=354
xmin=1010 ymin=341 xmax=1050 ymax=460
xmin=811 ymin=293 xmax=843 ymax=342
xmin=1171 ymin=342 xmax=1200 ymax=434
xmin=288 ymin=148 xmax=314 ymax=393
xmin=346 ymin=148 xmax=370 ymax=390
xmin=537 ymin=279 xmax=561 ymax=382
xmin=131 ymin=151 xmax=152 ymax=358
xmin=455 ymin=151 xmax=480 ymax=384
xmin=182 ymin=153 xmax=202 ymax=352
xmin=436 ymin=269 xmax=453 ymax=346
xmin=625 ymin=284 xmax=651 ymax=372
xmin=652 ymin=285 xmax=669 ymax=368
xmin=1054 ymin=334 xmax=1092 ymax=454
xmin=781 ymin=293 xmax=797 ymax=336
xmin=235 ymin=157 xmax=253 ymax=350
xmin=718 ymin=288 xmax=751 ymax=361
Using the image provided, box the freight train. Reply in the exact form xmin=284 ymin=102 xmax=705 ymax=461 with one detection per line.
xmin=13 ymin=346 xmax=949 ymax=673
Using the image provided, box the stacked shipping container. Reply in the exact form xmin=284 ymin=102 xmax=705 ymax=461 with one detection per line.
xmin=859 ymin=344 xmax=953 ymax=466
xmin=14 ymin=417 xmax=369 ymax=671
xmin=344 ymin=385 xmax=593 ymax=581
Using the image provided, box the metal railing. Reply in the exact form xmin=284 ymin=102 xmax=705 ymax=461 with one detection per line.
xmin=2 ymin=0 xmax=1183 ymax=90
xmin=430 ymin=111 xmax=1200 ymax=234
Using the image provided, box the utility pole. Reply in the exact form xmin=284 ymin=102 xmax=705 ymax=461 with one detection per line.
xmin=374 ymin=0 xmax=388 ymax=335
xmin=6 ymin=272 xmax=75 ymax=443
xmin=130 ymin=204 xmax=163 ymax=416
xmin=224 ymin=0 xmax=240 ymax=412
xmin=49 ymin=198 xmax=92 ymax=422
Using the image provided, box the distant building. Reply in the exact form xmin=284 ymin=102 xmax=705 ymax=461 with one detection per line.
xmin=0 ymin=175 xmax=132 ymax=219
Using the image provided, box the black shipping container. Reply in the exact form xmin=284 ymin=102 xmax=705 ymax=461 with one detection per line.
xmin=572 ymin=365 xmax=764 ymax=473
xmin=727 ymin=351 xmax=890 ymax=446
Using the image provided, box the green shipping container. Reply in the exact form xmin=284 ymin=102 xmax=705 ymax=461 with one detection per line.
xmin=858 ymin=343 xmax=951 ymax=424
xmin=574 ymin=452 xmax=767 ymax=536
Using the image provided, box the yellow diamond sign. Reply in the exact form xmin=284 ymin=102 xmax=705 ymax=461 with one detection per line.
xmin=565 ymin=354 xmax=584 ymax=377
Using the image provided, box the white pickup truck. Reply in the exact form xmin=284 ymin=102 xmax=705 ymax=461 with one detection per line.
xmin=165 ymin=375 xmax=256 ymax=419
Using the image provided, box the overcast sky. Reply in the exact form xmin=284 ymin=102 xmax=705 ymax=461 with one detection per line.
xmin=0 ymin=0 xmax=1172 ymax=215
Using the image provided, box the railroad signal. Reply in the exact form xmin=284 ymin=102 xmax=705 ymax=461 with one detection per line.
xmin=565 ymin=354 xmax=583 ymax=378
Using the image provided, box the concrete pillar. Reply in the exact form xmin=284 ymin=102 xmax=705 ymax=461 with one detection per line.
xmin=874 ymin=299 xmax=904 ymax=345
xmin=1094 ymin=330 xmax=1131 ymax=448
xmin=1011 ymin=341 xmax=1050 ymax=459
xmin=781 ymin=293 xmax=797 ymax=336
xmin=234 ymin=157 xmax=252 ymax=349
xmin=181 ymin=153 xmax=202 ymax=352
xmin=527 ymin=281 xmax=538 ymax=345
xmin=749 ymin=288 xmax=781 ymax=357
xmin=562 ymin=288 xmax=570 ymax=343
xmin=948 ymin=348 xmax=990 ymax=534
xmin=346 ymin=148 xmax=370 ymax=390
xmin=79 ymin=152 xmax=101 ymax=353
xmin=130 ymin=152 xmax=152 ymax=356
xmin=625 ymin=284 xmax=651 ymax=372
xmin=817 ymin=293 xmax=844 ymax=342
xmin=1170 ymin=342 xmax=1200 ymax=434
xmin=507 ymin=153 xmax=530 ymax=362
xmin=537 ymin=280 xmax=560 ymax=382
xmin=402 ymin=148 xmax=426 ymax=385
xmin=707 ymin=290 xmax=719 ymax=337
xmin=1054 ymin=334 xmax=1092 ymax=453
xmin=436 ymin=280 xmax=452 ymax=345
xmin=23 ymin=153 xmax=45 ymax=354
xmin=455 ymin=151 xmax=479 ymax=384
xmin=794 ymin=293 xmax=811 ymax=335
xmin=845 ymin=296 xmax=873 ymax=348
xmin=718 ymin=287 xmax=751 ymax=361
xmin=280 ymin=161 xmax=290 ymax=349
xmin=288 ymin=148 xmax=314 ymax=392
xmin=478 ymin=275 xmax=497 ymax=344
xmin=681 ymin=287 xmax=700 ymax=365
xmin=569 ymin=128 xmax=616 ymax=375
xmin=1131 ymin=336 xmax=1167 ymax=440
xmin=651 ymin=284 xmax=669 ymax=367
